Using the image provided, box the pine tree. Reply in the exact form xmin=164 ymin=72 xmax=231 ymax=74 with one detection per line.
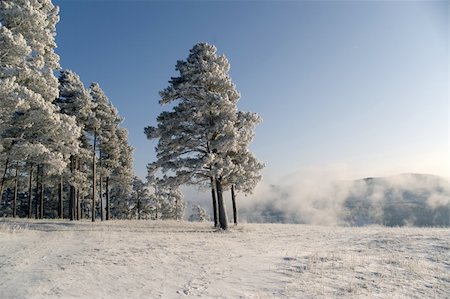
xmin=0 ymin=0 xmax=81 ymax=216
xmin=109 ymin=128 xmax=134 ymax=220
xmin=145 ymin=43 xmax=262 ymax=229
xmin=221 ymin=111 xmax=264 ymax=224
xmin=56 ymin=70 xmax=95 ymax=220
xmin=160 ymin=187 xmax=184 ymax=220
xmin=189 ymin=204 xmax=209 ymax=222
xmin=130 ymin=176 xmax=150 ymax=220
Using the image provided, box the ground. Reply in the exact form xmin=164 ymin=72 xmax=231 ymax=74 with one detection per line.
xmin=0 ymin=219 xmax=449 ymax=298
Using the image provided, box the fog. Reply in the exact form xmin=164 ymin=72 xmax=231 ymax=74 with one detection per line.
xmin=186 ymin=172 xmax=450 ymax=227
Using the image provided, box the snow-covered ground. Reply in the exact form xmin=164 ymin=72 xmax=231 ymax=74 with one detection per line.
xmin=0 ymin=219 xmax=448 ymax=298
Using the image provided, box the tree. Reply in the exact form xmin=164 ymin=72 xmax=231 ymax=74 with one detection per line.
xmin=220 ymin=111 xmax=264 ymax=224
xmin=145 ymin=43 xmax=262 ymax=229
xmin=160 ymin=186 xmax=184 ymax=221
xmin=189 ymin=204 xmax=209 ymax=222
xmin=56 ymin=70 xmax=95 ymax=220
xmin=130 ymin=176 xmax=150 ymax=220
xmin=109 ymin=128 xmax=134 ymax=220
xmin=0 ymin=0 xmax=81 ymax=217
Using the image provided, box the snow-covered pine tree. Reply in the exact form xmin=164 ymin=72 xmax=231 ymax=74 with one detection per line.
xmin=98 ymin=102 xmax=122 ymax=221
xmin=189 ymin=204 xmax=209 ymax=222
xmin=157 ymin=183 xmax=184 ymax=221
xmin=130 ymin=176 xmax=150 ymax=220
xmin=145 ymin=43 xmax=263 ymax=228
xmin=0 ymin=0 xmax=81 ymax=217
xmin=89 ymin=83 xmax=103 ymax=222
xmin=145 ymin=43 xmax=243 ymax=230
xmin=89 ymin=83 xmax=133 ymax=221
xmin=221 ymin=111 xmax=264 ymax=224
xmin=57 ymin=70 xmax=96 ymax=220
xmin=109 ymin=128 xmax=133 ymax=220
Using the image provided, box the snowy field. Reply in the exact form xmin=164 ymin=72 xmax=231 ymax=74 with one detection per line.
xmin=0 ymin=219 xmax=449 ymax=298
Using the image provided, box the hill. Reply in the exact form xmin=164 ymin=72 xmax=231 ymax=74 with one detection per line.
xmin=240 ymin=174 xmax=450 ymax=226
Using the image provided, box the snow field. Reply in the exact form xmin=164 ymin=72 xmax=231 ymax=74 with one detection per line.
xmin=0 ymin=219 xmax=449 ymax=298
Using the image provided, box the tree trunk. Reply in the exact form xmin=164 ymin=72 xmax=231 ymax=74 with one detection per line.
xmin=105 ymin=177 xmax=110 ymax=220
xmin=99 ymin=175 xmax=103 ymax=221
xmin=28 ymin=163 xmax=33 ymax=218
xmin=137 ymin=196 xmax=141 ymax=220
xmin=39 ymin=165 xmax=44 ymax=219
xmin=80 ymin=200 xmax=84 ymax=219
xmin=92 ymin=131 xmax=97 ymax=222
xmin=175 ymin=198 xmax=179 ymax=220
xmin=58 ymin=175 xmax=63 ymax=219
xmin=0 ymin=157 xmax=10 ymax=205
xmin=69 ymin=185 xmax=75 ymax=220
xmin=215 ymin=178 xmax=228 ymax=230
xmin=76 ymin=189 xmax=80 ymax=220
xmin=231 ymin=184 xmax=238 ymax=225
xmin=12 ymin=162 xmax=19 ymax=218
xmin=76 ymin=157 xmax=80 ymax=220
xmin=210 ymin=177 xmax=219 ymax=227
xmin=69 ymin=156 xmax=75 ymax=221
xmin=35 ymin=164 xmax=40 ymax=219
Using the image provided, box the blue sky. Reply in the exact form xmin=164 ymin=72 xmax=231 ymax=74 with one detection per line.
xmin=53 ymin=0 xmax=448 ymax=181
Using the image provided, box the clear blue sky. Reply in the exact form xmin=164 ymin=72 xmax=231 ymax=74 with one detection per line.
xmin=53 ymin=0 xmax=449 ymax=181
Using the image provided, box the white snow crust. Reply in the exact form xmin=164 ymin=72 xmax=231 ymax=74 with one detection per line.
xmin=0 ymin=219 xmax=448 ymax=298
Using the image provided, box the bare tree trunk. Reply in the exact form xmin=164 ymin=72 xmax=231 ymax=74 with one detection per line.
xmin=231 ymin=184 xmax=238 ymax=225
xmin=35 ymin=164 xmax=40 ymax=219
xmin=137 ymin=196 xmax=141 ymax=220
xmin=28 ymin=163 xmax=33 ymax=218
xmin=12 ymin=162 xmax=19 ymax=218
xmin=76 ymin=189 xmax=80 ymax=220
xmin=69 ymin=156 xmax=75 ymax=221
xmin=99 ymin=149 xmax=104 ymax=221
xmin=105 ymin=177 xmax=110 ymax=220
xmin=69 ymin=186 xmax=75 ymax=220
xmin=99 ymin=177 xmax=103 ymax=221
xmin=216 ymin=178 xmax=228 ymax=230
xmin=210 ymin=177 xmax=219 ymax=227
xmin=58 ymin=175 xmax=63 ymax=219
xmin=39 ymin=165 xmax=44 ymax=219
xmin=76 ymin=157 xmax=80 ymax=220
xmin=80 ymin=199 xmax=84 ymax=219
xmin=175 ymin=198 xmax=179 ymax=220
xmin=0 ymin=157 xmax=10 ymax=205
xmin=92 ymin=131 xmax=97 ymax=222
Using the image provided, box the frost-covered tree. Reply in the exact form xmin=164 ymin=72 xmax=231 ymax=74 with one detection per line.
xmin=160 ymin=187 xmax=184 ymax=220
xmin=189 ymin=204 xmax=209 ymax=222
xmin=130 ymin=176 xmax=150 ymax=220
xmin=145 ymin=43 xmax=262 ymax=229
xmin=220 ymin=111 xmax=264 ymax=224
xmin=0 ymin=0 xmax=81 ymax=216
xmin=57 ymin=70 xmax=95 ymax=220
xmin=88 ymin=83 xmax=108 ymax=221
xmin=109 ymin=128 xmax=134 ymax=220
xmin=146 ymin=170 xmax=184 ymax=220
xmin=89 ymin=83 xmax=132 ymax=221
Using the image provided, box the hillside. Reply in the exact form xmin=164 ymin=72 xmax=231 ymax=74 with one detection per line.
xmin=0 ymin=219 xmax=449 ymax=298
xmin=240 ymin=174 xmax=450 ymax=226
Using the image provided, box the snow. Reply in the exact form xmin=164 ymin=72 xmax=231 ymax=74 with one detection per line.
xmin=0 ymin=219 xmax=449 ymax=298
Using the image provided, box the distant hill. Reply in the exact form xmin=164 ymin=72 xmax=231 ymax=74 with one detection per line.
xmin=241 ymin=174 xmax=450 ymax=227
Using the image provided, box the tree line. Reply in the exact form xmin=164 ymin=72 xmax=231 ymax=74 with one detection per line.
xmin=0 ymin=0 xmax=135 ymax=221
xmin=1 ymin=1 xmax=264 ymax=229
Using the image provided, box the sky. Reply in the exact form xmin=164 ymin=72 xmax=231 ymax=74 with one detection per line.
xmin=53 ymin=0 xmax=449 ymax=183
